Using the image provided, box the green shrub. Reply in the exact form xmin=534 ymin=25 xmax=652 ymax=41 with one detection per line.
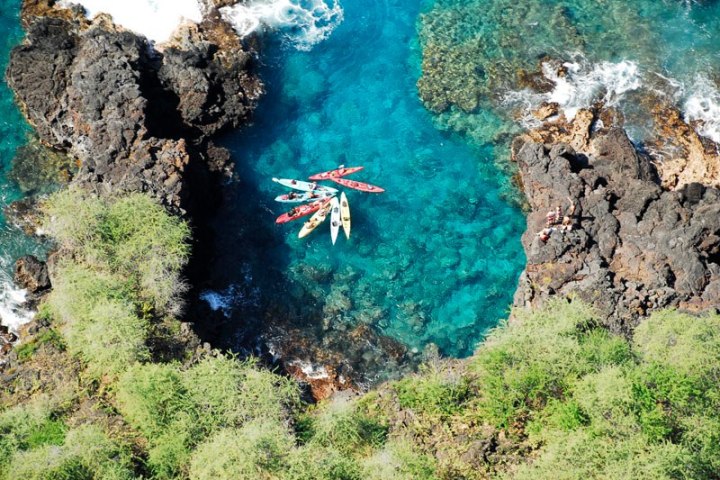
xmin=189 ymin=420 xmax=294 ymax=480
xmin=14 ymin=328 xmax=64 ymax=362
xmin=41 ymin=188 xmax=105 ymax=252
xmin=183 ymin=356 xmax=300 ymax=430
xmin=305 ymin=397 xmax=387 ymax=455
xmin=633 ymin=310 xmax=720 ymax=380
xmin=65 ymin=300 xmax=150 ymax=378
xmin=571 ymin=366 xmax=639 ymax=436
xmin=43 ymin=189 xmax=190 ymax=313
xmin=507 ymin=430 xmax=693 ymax=480
xmin=361 ymin=440 xmax=437 ymax=480
xmin=116 ymin=363 xmax=191 ymax=440
xmin=0 ymin=399 xmax=55 ymax=473
xmin=117 ymin=355 xmax=303 ymax=477
xmin=394 ymin=364 xmax=469 ymax=417
xmin=284 ymin=445 xmax=363 ymax=480
xmin=6 ymin=424 xmax=134 ymax=480
xmin=469 ymin=300 xmax=601 ymax=428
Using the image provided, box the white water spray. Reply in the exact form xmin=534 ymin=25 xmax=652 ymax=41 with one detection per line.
xmin=543 ymin=59 xmax=642 ymax=120
xmin=220 ymin=0 xmax=344 ymax=51
xmin=683 ymin=75 xmax=720 ymax=144
xmin=58 ymin=0 xmax=204 ymax=43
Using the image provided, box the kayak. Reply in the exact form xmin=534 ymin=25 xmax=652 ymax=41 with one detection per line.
xmin=275 ymin=200 xmax=327 ymax=224
xmin=274 ymin=190 xmax=336 ymax=203
xmin=308 ymin=166 xmax=364 ymax=181
xmin=299 ymin=200 xmax=333 ymax=238
xmin=272 ymin=177 xmax=338 ymax=193
xmin=328 ymin=177 xmax=384 ymax=193
xmin=329 ymin=197 xmax=341 ymax=245
xmin=340 ymin=192 xmax=351 ymax=240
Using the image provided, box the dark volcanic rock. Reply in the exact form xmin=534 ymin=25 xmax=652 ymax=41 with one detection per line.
xmin=6 ymin=11 xmax=262 ymax=212
xmin=14 ymin=255 xmax=50 ymax=293
xmin=513 ymin=126 xmax=720 ymax=333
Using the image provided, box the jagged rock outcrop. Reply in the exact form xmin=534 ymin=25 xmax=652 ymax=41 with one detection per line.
xmin=14 ymin=255 xmax=50 ymax=294
xmin=513 ymin=123 xmax=720 ymax=333
xmin=6 ymin=3 xmax=262 ymax=212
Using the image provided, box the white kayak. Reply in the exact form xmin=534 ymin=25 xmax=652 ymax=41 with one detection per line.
xmin=298 ymin=199 xmax=333 ymax=239
xmin=329 ymin=197 xmax=341 ymax=245
xmin=340 ymin=192 xmax=351 ymax=239
xmin=274 ymin=190 xmax=336 ymax=203
xmin=272 ymin=177 xmax=338 ymax=193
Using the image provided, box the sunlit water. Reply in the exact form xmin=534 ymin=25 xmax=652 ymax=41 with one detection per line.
xmin=0 ymin=1 xmax=48 ymax=333
xmin=206 ymin=0 xmax=525 ymax=369
xmin=3 ymin=0 xmax=720 ymax=378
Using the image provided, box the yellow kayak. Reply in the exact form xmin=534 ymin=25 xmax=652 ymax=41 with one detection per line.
xmin=298 ymin=199 xmax=332 ymax=239
xmin=340 ymin=192 xmax=351 ymax=239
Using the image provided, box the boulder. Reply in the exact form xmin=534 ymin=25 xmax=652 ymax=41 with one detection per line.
xmin=14 ymin=255 xmax=50 ymax=293
xmin=513 ymin=123 xmax=720 ymax=333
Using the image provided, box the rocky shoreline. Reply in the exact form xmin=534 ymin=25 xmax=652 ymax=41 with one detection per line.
xmin=512 ymin=105 xmax=720 ymax=330
xmin=4 ymin=1 xmax=719 ymax=401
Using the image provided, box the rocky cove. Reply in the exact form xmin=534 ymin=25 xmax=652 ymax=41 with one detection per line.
xmin=1 ymin=0 xmax=720 ymax=404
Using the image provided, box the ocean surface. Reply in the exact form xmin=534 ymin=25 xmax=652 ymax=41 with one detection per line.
xmin=0 ymin=0 xmax=48 ymax=332
xmin=2 ymin=0 xmax=720 ymax=379
xmin=205 ymin=0 xmax=525 ymax=365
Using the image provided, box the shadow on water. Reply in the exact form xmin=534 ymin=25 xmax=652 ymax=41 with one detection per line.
xmin=187 ymin=0 xmax=528 ymax=387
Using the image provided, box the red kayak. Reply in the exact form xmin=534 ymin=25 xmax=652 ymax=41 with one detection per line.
xmin=308 ymin=166 xmax=364 ymax=181
xmin=328 ymin=177 xmax=385 ymax=193
xmin=275 ymin=199 xmax=330 ymax=224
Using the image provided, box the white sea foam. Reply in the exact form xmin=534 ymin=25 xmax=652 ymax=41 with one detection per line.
xmin=0 ymin=282 xmax=34 ymax=335
xmin=58 ymin=0 xmax=204 ymax=43
xmin=504 ymin=57 xmax=642 ymax=126
xmin=683 ymin=75 xmax=720 ymax=144
xmin=220 ymin=0 xmax=343 ymax=51
xmin=544 ymin=59 xmax=642 ymax=120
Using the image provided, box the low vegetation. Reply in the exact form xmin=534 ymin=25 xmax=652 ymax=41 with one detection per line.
xmin=2 ymin=189 xmax=719 ymax=479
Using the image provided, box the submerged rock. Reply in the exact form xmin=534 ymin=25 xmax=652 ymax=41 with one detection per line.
xmin=513 ymin=119 xmax=720 ymax=333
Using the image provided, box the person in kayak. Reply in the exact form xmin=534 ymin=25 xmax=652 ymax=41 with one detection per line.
xmin=288 ymin=192 xmax=298 ymax=200
xmin=288 ymin=207 xmax=299 ymax=217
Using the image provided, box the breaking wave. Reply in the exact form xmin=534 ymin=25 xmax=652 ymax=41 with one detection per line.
xmin=58 ymin=0 xmax=203 ymax=43
xmin=220 ymin=0 xmax=344 ymax=51
xmin=504 ymin=56 xmax=643 ymax=127
xmin=683 ymin=75 xmax=720 ymax=144
xmin=0 ymin=279 xmax=34 ymax=335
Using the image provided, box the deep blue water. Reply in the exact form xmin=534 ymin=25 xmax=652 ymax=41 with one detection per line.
xmin=211 ymin=0 xmax=526 ymax=361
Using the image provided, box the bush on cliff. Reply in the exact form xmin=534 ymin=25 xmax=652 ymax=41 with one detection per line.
xmin=363 ymin=301 xmax=720 ymax=479
xmin=42 ymin=188 xmax=190 ymax=378
xmin=116 ymin=355 xmax=300 ymax=479
xmin=7 ymin=424 xmax=135 ymax=480
xmin=43 ymin=188 xmax=191 ymax=313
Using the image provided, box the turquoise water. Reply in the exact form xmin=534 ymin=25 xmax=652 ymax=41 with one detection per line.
xmin=211 ymin=0 xmax=526 ymax=362
xmin=419 ymin=0 xmax=720 ymax=147
xmin=208 ymin=0 xmax=720 ymax=374
xmin=0 ymin=0 xmax=48 ymax=329
xmin=3 ymin=0 xmax=720 ymax=374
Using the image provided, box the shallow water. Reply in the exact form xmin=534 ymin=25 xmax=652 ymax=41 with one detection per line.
xmin=420 ymin=0 xmax=720 ymax=145
xmin=2 ymin=0 xmax=720 ymax=376
xmin=0 ymin=0 xmax=49 ymax=332
xmin=208 ymin=0 xmax=526 ymax=363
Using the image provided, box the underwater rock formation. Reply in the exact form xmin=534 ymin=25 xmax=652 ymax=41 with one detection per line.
xmin=513 ymin=117 xmax=720 ymax=333
xmin=6 ymin=1 xmax=262 ymax=212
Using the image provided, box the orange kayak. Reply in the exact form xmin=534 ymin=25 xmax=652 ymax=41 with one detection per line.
xmin=328 ymin=177 xmax=385 ymax=193
xmin=308 ymin=166 xmax=364 ymax=181
xmin=275 ymin=199 xmax=330 ymax=224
